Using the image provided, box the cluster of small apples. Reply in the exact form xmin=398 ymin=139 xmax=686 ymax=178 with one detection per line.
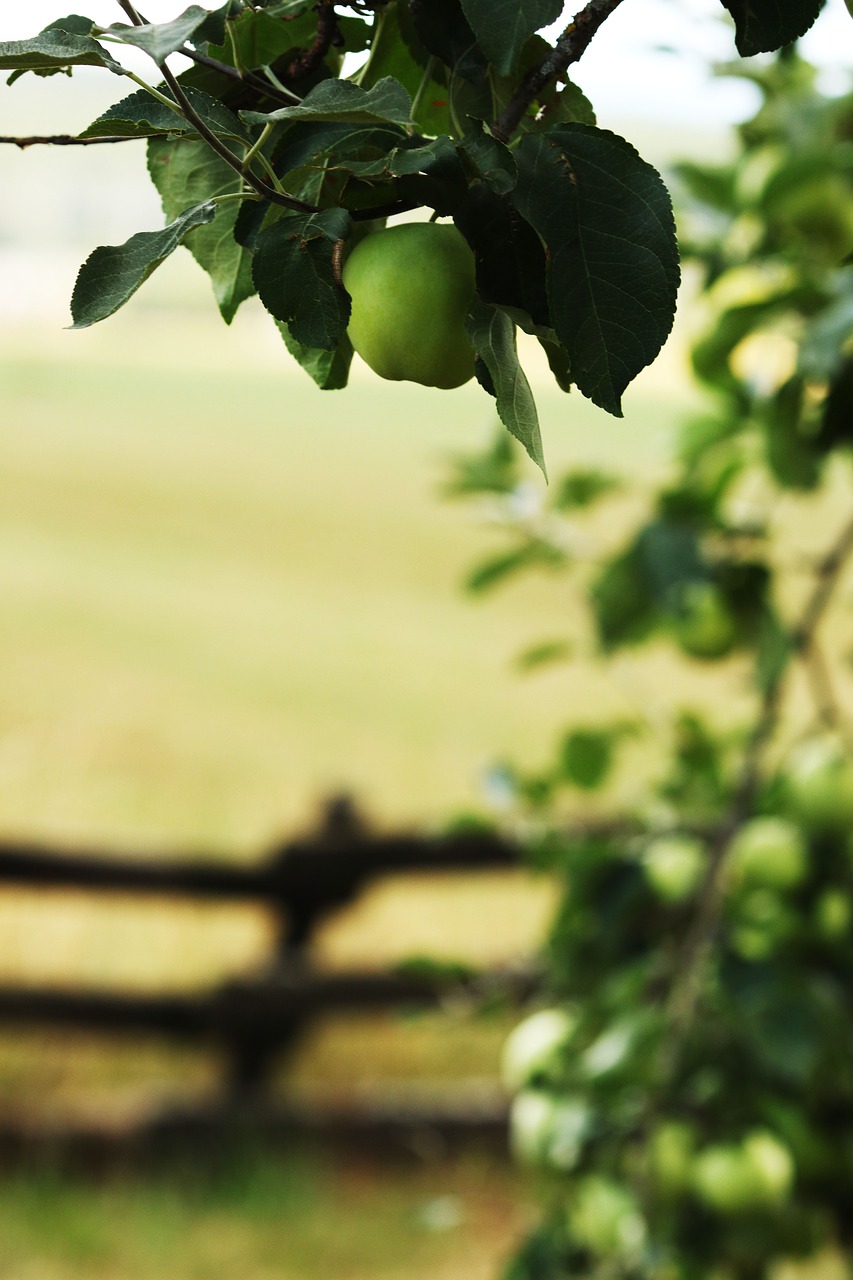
xmin=642 ymin=734 xmax=853 ymax=954
xmin=648 ymin=1120 xmax=795 ymax=1213
xmin=501 ymin=731 xmax=853 ymax=1267
xmin=342 ymin=222 xmax=477 ymax=390
xmin=503 ymin=1007 xmax=797 ymax=1261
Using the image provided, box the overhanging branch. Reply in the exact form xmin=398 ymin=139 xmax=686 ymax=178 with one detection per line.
xmin=493 ymin=0 xmax=629 ymax=143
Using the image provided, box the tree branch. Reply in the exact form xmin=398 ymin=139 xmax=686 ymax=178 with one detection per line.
xmin=660 ymin=508 xmax=853 ymax=1073
xmin=284 ymin=0 xmax=342 ymax=82
xmin=492 ymin=0 xmax=629 ymax=143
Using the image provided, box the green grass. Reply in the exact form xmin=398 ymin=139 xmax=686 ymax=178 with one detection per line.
xmin=0 ymin=1147 xmax=534 ymax=1280
xmin=0 ymin=310 xmax=690 ymax=853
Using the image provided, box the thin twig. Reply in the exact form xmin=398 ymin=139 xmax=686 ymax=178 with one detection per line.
xmin=493 ymin=0 xmax=629 ymax=143
xmin=0 ymin=135 xmax=134 ymax=148
xmin=111 ymin=2 xmax=302 ymax=106
xmin=114 ymin=0 xmax=319 ymax=215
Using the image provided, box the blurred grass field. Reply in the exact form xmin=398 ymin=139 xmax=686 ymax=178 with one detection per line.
xmin=0 ymin=302 xmax=692 ymax=1275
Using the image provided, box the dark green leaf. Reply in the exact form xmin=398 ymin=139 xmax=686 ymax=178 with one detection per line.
xmin=799 ymin=288 xmax=853 ymax=383
xmin=460 ymin=121 xmax=517 ymax=196
xmin=636 ymin=522 xmax=705 ymax=607
xmin=753 ymin=607 xmax=792 ymax=696
xmin=537 ymin=333 xmax=573 ymax=391
xmin=444 ymin=429 xmax=519 ymax=497
xmin=48 ymin=16 xmax=98 ymax=35
xmin=719 ymin=0 xmax=823 ymax=57
xmin=455 ymin=186 xmax=550 ymax=327
xmin=147 ymin=138 xmax=255 ymax=324
xmin=763 ymin=376 xmax=822 ymax=490
xmin=516 ymin=640 xmax=574 ymax=671
xmin=204 ymin=7 xmax=313 ymax=69
xmin=822 ymin=357 xmax=853 ymax=451
xmin=559 ymin=729 xmax=613 ymax=790
xmin=465 ymin=300 xmax=546 ymax=477
xmin=515 ymin=125 xmax=680 ymax=416
xmin=0 ymin=24 xmax=124 ymax=75
xmin=459 ymin=0 xmax=562 ymax=76
xmin=465 ymin=542 xmax=562 ymax=593
xmin=357 ymin=3 xmax=453 ymax=137
xmin=272 ymin=120 xmax=407 ymax=176
xmin=70 ymin=201 xmax=217 ymax=327
xmin=243 ymin=76 xmax=412 ymax=127
xmin=591 ymin=543 xmax=656 ymax=650
xmin=103 ymin=4 xmax=231 ymax=63
xmin=554 ymin=469 xmax=621 ymax=510
xmin=252 ymin=208 xmax=352 ymax=349
xmin=536 ymin=80 xmax=597 ymax=131
xmin=80 ymin=85 xmax=250 ymax=143
xmin=279 ymin=323 xmax=353 ymax=390
xmin=409 ymin=0 xmax=488 ymax=85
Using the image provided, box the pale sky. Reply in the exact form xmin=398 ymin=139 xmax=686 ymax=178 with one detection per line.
xmin=2 ymin=0 xmax=851 ymax=127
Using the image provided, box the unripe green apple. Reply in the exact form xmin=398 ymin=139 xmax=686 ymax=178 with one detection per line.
xmin=742 ymin=1129 xmax=795 ymax=1204
xmin=672 ymin=582 xmax=737 ymax=660
xmin=730 ymin=887 xmax=795 ymax=960
xmin=814 ymin=887 xmax=852 ymax=940
xmin=783 ymin=736 xmax=853 ymax=833
xmin=691 ymin=1143 xmax=758 ymax=1214
xmin=342 ymin=222 xmax=476 ymax=389
xmin=501 ymin=1007 xmax=578 ymax=1092
xmin=642 ymin=835 xmax=705 ymax=903
xmin=728 ymin=817 xmax=808 ymax=890
xmin=692 ymin=1131 xmax=794 ymax=1214
xmin=570 ymin=1176 xmax=646 ymax=1255
xmin=647 ymin=1120 xmax=697 ymax=1196
xmin=508 ymin=1090 xmax=590 ymax=1171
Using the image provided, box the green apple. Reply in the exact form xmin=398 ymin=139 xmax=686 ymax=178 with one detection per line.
xmin=692 ymin=1131 xmax=794 ymax=1214
xmin=783 ymin=737 xmax=853 ymax=833
xmin=728 ymin=816 xmax=808 ymax=890
xmin=671 ymin=582 xmax=738 ymax=661
xmin=642 ymin=835 xmax=705 ymax=903
xmin=501 ymin=1007 xmax=578 ymax=1091
xmin=730 ymin=887 xmax=795 ymax=960
xmin=692 ymin=1143 xmax=758 ymax=1214
xmin=570 ymin=1176 xmax=646 ymax=1255
xmin=508 ymin=1090 xmax=590 ymax=1171
xmin=742 ymin=1130 xmax=795 ymax=1204
xmin=814 ymin=887 xmax=852 ymax=940
xmin=342 ymin=222 xmax=476 ymax=389
xmin=647 ymin=1120 xmax=696 ymax=1196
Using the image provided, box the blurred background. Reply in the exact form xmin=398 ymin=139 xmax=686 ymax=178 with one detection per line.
xmin=0 ymin=3 xmax=850 ymax=1278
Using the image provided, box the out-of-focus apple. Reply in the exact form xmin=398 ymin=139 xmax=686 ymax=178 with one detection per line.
xmin=501 ymin=1008 xmax=578 ymax=1091
xmin=782 ymin=737 xmax=853 ymax=833
xmin=728 ymin=816 xmax=808 ymax=890
xmin=508 ymin=1090 xmax=590 ymax=1171
xmin=642 ymin=835 xmax=705 ymax=903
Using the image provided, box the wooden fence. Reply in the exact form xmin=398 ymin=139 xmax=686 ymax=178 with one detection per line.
xmin=0 ymin=797 xmax=540 ymax=1149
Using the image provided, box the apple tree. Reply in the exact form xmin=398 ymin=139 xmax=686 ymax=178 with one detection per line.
xmin=1 ymin=2 xmax=851 ymax=1278
xmin=450 ymin=38 xmax=853 ymax=1280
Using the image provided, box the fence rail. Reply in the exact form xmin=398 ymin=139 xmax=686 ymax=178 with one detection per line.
xmin=0 ymin=799 xmax=538 ymax=1142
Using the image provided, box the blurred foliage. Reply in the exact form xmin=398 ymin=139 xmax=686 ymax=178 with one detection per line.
xmin=449 ymin=43 xmax=853 ymax=1280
